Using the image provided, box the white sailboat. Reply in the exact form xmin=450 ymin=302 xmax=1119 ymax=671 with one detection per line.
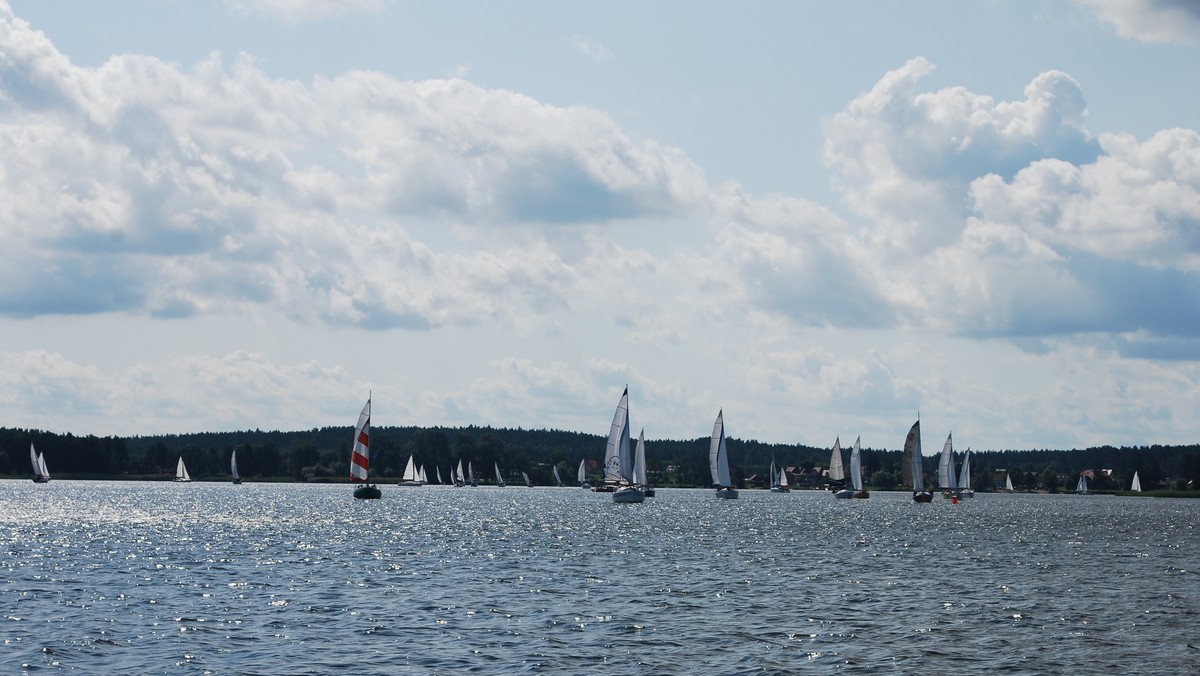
xmin=350 ymin=396 xmax=380 ymax=499
xmin=769 ymin=458 xmax=789 ymax=493
xmin=850 ymin=436 xmax=869 ymax=499
xmin=455 ymin=460 xmax=466 ymax=487
xmin=903 ymin=420 xmax=932 ymax=502
xmin=553 ymin=465 xmax=565 ymax=487
xmin=605 ymin=388 xmax=644 ymax=503
xmin=1075 ymin=474 xmax=1089 ymax=495
xmin=1005 ymin=473 xmax=1015 ymax=493
xmin=938 ymin=432 xmax=958 ymax=499
xmin=399 ymin=455 xmax=422 ymax=486
xmin=468 ymin=462 xmax=477 ymax=487
xmin=31 ymin=444 xmax=49 ymax=483
xmin=634 ymin=429 xmax=655 ymax=497
xmin=829 ymin=437 xmax=852 ymax=498
xmin=231 ymin=448 xmax=241 ymax=484
xmin=174 ymin=456 xmax=192 ymax=483
xmin=436 ymin=466 xmax=444 ymax=485
xmin=1130 ymin=471 xmax=1142 ymax=492
xmin=577 ymin=459 xmax=591 ymax=489
xmin=522 ymin=471 xmax=532 ymax=488
xmin=710 ymin=409 xmax=738 ymax=499
xmin=957 ymin=448 xmax=973 ymax=497
xmin=419 ymin=465 xmax=428 ymax=485
xmin=494 ymin=462 xmax=506 ymax=488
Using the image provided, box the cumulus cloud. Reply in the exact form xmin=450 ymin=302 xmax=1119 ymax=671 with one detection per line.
xmin=1074 ymin=0 xmax=1200 ymax=43
xmin=0 ymin=5 xmax=706 ymax=328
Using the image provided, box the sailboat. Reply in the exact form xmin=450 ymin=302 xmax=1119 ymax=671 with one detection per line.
xmin=1130 ymin=471 xmax=1142 ymax=492
xmin=350 ymin=396 xmax=381 ymax=499
xmin=769 ymin=458 xmax=789 ymax=493
xmin=419 ymin=465 xmax=428 ymax=485
xmin=494 ymin=462 xmax=506 ymax=488
xmin=30 ymin=444 xmax=50 ymax=484
xmin=1075 ymin=473 xmax=1089 ymax=495
xmin=850 ymin=436 xmax=869 ymax=498
xmin=436 ymin=466 xmax=444 ymax=485
xmin=468 ymin=462 xmax=478 ymax=487
xmin=957 ymin=448 xmax=974 ymax=497
xmin=553 ymin=465 xmax=565 ymax=487
xmin=829 ymin=437 xmax=853 ymax=498
xmin=522 ymin=471 xmax=532 ymax=488
xmin=455 ymin=460 xmax=466 ymax=487
xmin=1005 ymin=473 xmax=1015 ymax=493
xmin=577 ymin=459 xmax=591 ymax=489
xmin=399 ymin=455 xmax=422 ymax=486
xmin=604 ymin=388 xmax=644 ymax=503
xmin=710 ymin=409 xmax=738 ymax=499
xmin=903 ymin=420 xmax=932 ymax=502
xmin=634 ymin=429 xmax=655 ymax=497
xmin=231 ymin=448 xmax=242 ymax=484
xmin=938 ymin=433 xmax=958 ymax=499
xmin=174 ymin=457 xmax=192 ymax=483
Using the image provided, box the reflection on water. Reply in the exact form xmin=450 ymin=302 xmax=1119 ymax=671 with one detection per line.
xmin=3 ymin=481 xmax=1198 ymax=673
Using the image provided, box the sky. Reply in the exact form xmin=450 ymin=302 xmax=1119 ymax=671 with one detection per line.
xmin=2 ymin=0 xmax=1199 ymax=453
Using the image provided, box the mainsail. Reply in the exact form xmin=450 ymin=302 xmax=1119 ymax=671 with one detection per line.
xmin=709 ymin=410 xmax=732 ymax=488
xmin=603 ymin=387 xmax=632 ymax=484
xmin=850 ymin=436 xmax=863 ymax=492
xmin=938 ymin=433 xmax=957 ymax=491
xmin=349 ymin=398 xmax=371 ymax=483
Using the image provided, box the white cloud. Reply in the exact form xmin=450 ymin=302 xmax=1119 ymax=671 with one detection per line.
xmin=570 ymin=34 xmax=613 ymax=63
xmin=1074 ymin=0 xmax=1200 ymax=43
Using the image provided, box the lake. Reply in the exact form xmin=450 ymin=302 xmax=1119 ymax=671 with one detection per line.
xmin=2 ymin=481 xmax=1197 ymax=673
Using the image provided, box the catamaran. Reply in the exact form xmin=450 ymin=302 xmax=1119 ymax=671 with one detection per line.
xmin=829 ymin=436 xmax=852 ymax=498
xmin=903 ymin=420 xmax=932 ymax=502
xmin=231 ymin=448 xmax=241 ymax=484
xmin=31 ymin=444 xmax=49 ymax=484
xmin=174 ymin=456 xmax=192 ymax=483
xmin=350 ymin=396 xmax=381 ymax=499
xmin=710 ymin=409 xmax=738 ymax=499
xmin=850 ymin=436 xmax=869 ymax=498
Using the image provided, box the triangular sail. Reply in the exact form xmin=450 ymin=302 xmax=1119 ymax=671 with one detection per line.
xmin=829 ymin=437 xmax=845 ymax=482
xmin=176 ymin=457 xmax=191 ymax=481
xmin=30 ymin=444 xmax=40 ymax=477
xmin=1131 ymin=471 xmax=1142 ymax=492
xmin=903 ymin=420 xmax=924 ymax=493
xmin=577 ymin=459 xmax=587 ymax=485
xmin=957 ymin=448 xmax=971 ymax=491
xmin=633 ymin=429 xmax=647 ymax=486
xmin=230 ymin=449 xmax=239 ymax=480
xmin=456 ymin=460 xmax=465 ymax=484
xmin=709 ymin=410 xmax=732 ymax=487
xmin=603 ymin=387 xmax=632 ymax=484
xmin=419 ymin=466 xmax=428 ymax=484
xmin=1005 ymin=473 xmax=1014 ymax=492
xmin=522 ymin=471 xmax=532 ymax=487
xmin=37 ymin=452 xmax=50 ymax=480
xmin=350 ymin=398 xmax=371 ymax=483
xmin=938 ymin=433 xmax=957 ymax=490
xmin=402 ymin=455 xmax=419 ymax=482
xmin=495 ymin=462 xmax=505 ymax=487
xmin=553 ymin=465 xmax=564 ymax=487
xmin=436 ymin=466 xmax=443 ymax=484
xmin=778 ymin=462 xmax=789 ymax=488
xmin=850 ymin=436 xmax=863 ymax=492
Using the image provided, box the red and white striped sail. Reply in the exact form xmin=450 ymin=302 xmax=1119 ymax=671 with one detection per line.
xmin=350 ymin=397 xmax=371 ymax=483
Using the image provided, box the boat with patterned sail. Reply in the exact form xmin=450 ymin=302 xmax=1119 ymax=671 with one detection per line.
xmin=350 ymin=396 xmax=380 ymax=499
xmin=710 ymin=409 xmax=738 ymax=499
xmin=603 ymin=387 xmax=644 ymax=503
xmin=31 ymin=444 xmax=50 ymax=484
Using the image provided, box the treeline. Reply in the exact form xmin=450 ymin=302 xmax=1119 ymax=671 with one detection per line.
xmin=2 ymin=425 xmax=1199 ymax=491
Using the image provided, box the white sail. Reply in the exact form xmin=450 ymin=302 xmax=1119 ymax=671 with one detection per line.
xmin=1005 ymin=473 xmax=1015 ymax=492
xmin=850 ymin=436 xmax=863 ymax=492
xmin=30 ymin=444 xmax=40 ymax=477
xmin=436 ymin=466 xmax=444 ymax=484
xmin=468 ymin=462 xmax=476 ymax=484
xmin=709 ymin=410 xmax=732 ymax=487
xmin=633 ymin=429 xmax=648 ymax=486
xmin=522 ymin=471 xmax=532 ymax=488
xmin=904 ymin=420 xmax=924 ymax=493
xmin=419 ymin=465 xmax=428 ymax=484
xmin=175 ymin=457 xmax=192 ymax=482
xmin=401 ymin=455 xmax=419 ymax=483
xmin=1131 ymin=471 xmax=1142 ymax=492
xmin=778 ymin=463 xmax=788 ymax=488
xmin=603 ymin=388 xmax=632 ymax=484
xmin=829 ymin=437 xmax=845 ymax=482
xmin=957 ymin=448 xmax=972 ymax=493
xmin=1076 ymin=474 xmax=1088 ymax=494
xmin=553 ymin=465 xmax=564 ymax=487
xmin=456 ymin=460 xmax=465 ymax=484
xmin=494 ymin=462 xmax=505 ymax=487
xmin=349 ymin=397 xmax=371 ymax=483
xmin=937 ymin=433 xmax=957 ymax=490
xmin=577 ymin=459 xmax=589 ymax=487
xmin=230 ymin=449 xmax=239 ymax=481
xmin=37 ymin=451 xmax=50 ymax=481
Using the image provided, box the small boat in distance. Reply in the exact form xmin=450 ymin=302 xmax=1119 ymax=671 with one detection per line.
xmin=604 ymin=388 xmax=644 ymax=504
xmin=903 ymin=420 xmax=933 ymax=502
xmin=829 ymin=437 xmax=853 ymax=498
xmin=850 ymin=436 xmax=869 ymax=499
xmin=522 ymin=471 xmax=532 ymax=488
xmin=957 ymin=448 xmax=974 ymax=498
xmin=399 ymin=455 xmax=422 ymax=486
xmin=31 ymin=444 xmax=50 ymax=483
xmin=1130 ymin=471 xmax=1142 ymax=492
xmin=553 ymin=465 xmax=565 ymax=487
xmin=231 ymin=448 xmax=242 ymax=484
xmin=710 ymin=409 xmax=738 ymax=499
xmin=938 ymin=432 xmax=958 ymax=499
xmin=350 ymin=396 xmax=381 ymax=499
xmin=494 ymin=462 xmax=506 ymax=488
xmin=578 ymin=459 xmax=591 ymax=489
xmin=174 ymin=457 xmax=192 ymax=483
xmin=455 ymin=460 xmax=466 ymax=487
xmin=1075 ymin=473 xmax=1089 ymax=495
xmin=1005 ymin=473 xmax=1015 ymax=493
xmin=769 ymin=458 xmax=789 ymax=493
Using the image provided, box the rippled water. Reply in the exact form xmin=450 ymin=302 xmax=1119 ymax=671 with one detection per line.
xmin=2 ymin=481 xmax=1198 ymax=674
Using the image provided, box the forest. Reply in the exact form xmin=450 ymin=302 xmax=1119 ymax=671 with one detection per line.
xmin=3 ymin=425 xmax=1199 ymax=493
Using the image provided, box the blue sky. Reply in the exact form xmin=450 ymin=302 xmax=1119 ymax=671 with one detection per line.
xmin=2 ymin=0 xmax=1199 ymax=453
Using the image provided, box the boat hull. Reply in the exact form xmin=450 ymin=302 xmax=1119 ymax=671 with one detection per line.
xmin=32 ymin=476 xmax=49 ymax=484
xmin=852 ymin=490 xmax=870 ymax=499
xmin=715 ymin=487 xmax=738 ymax=499
xmin=913 ymin=491 xmax=933 ymax=503
xmin=612 ymin=487 xmax=646 ymax=503
xmin=644 ymin=488 xmax=656 ymax=497
xmin=832 ymin=489 xmax=854 ymax=499
xmin=769 ymin=486 xmax=789 ymax=493
xmin=353 ymin=485 xmax=382 ymax=500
